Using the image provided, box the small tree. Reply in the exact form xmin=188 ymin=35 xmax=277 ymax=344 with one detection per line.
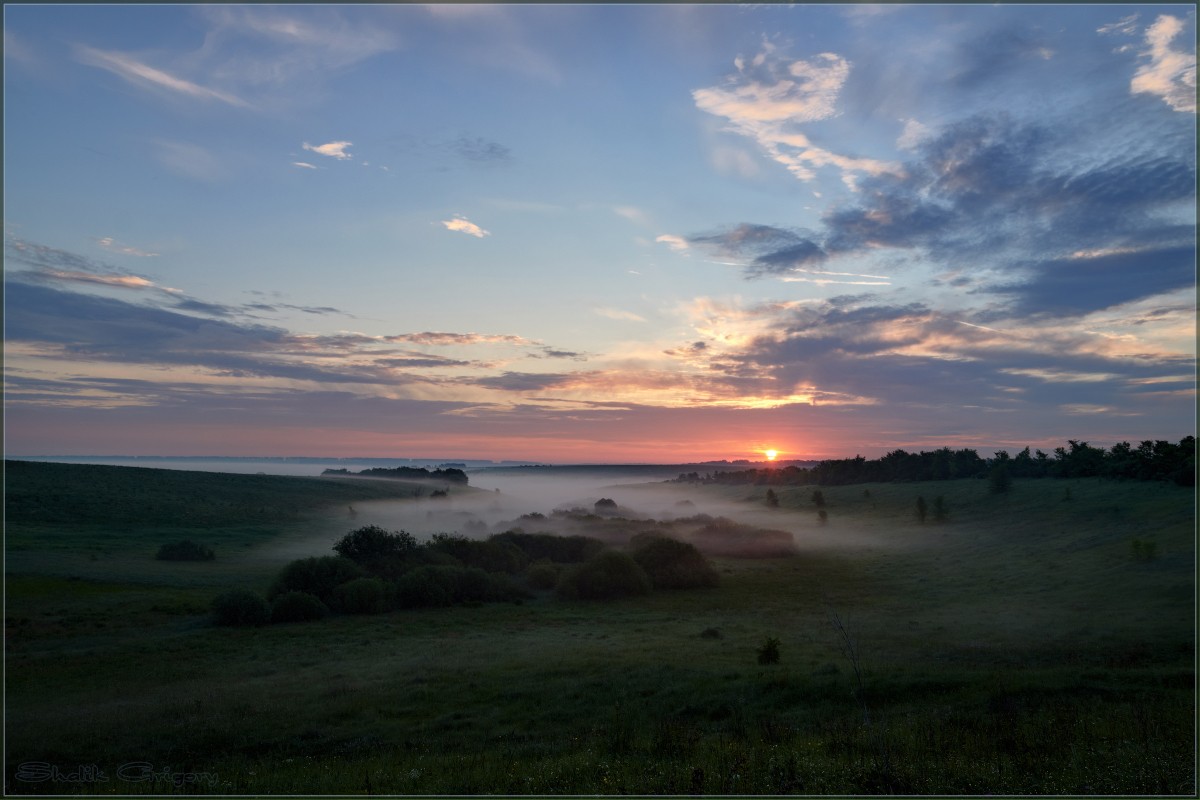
xmin=756 ymin=636 xmax=781 ymax=665
xmin=916 ymin=496 xmax=927 ymax=523
xmin=811 ymin=490 xmax=826 ymax=508
xmin=765 ymin=489 xmax=779 ymax=508
xmin=332 ymin=525 xmax=418 ymax=564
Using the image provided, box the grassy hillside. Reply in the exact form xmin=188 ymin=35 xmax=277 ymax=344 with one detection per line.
xmin=4 ymin=466 xmax=1194 ymax=794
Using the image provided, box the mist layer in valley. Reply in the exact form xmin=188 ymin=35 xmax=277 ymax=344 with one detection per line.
xmin=269 ymin=467 xmax=889 ymax=564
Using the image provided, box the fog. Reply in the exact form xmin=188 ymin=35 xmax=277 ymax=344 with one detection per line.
xmin=262 ymin=467 xmax=897 ymax=563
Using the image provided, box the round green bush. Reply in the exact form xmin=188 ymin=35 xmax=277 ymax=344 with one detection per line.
xmin=211 ymin=589 xmax=269 ymax=627
xmin=394 ymin=566 xmax=455 ymax=608
xmin=556 ymin=550 xmax=651 ymax=601
xmin=631 ymin=536 xmax=719 ymax=590
xmin=270 ymin=591 xmax=329 ymax=623
xmin=330 ymin=577 xmax=392 ymax=614
xmin=526 ymin=562 xmax=559 ymax=590
xmin=268 ymin=556 xmax=366 ymax=602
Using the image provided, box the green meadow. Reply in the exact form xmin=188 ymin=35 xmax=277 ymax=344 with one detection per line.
xmin=4 ymin=460 xmax=1195 ymax=794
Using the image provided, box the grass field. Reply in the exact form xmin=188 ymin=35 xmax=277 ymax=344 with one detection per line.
xmin=4 ymin=461 xmax=1195 ymax=794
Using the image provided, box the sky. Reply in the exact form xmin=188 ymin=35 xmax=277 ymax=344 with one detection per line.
xmin=3 ymin=3 xmax=1196 ymax=463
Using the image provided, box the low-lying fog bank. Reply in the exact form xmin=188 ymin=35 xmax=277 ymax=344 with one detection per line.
xmin=267 ymin=468 xmax=894 ymax=563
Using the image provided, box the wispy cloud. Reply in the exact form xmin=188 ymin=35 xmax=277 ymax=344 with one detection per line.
xmin=291 ymin=161 xmax=317 ymax=169
xmin=95 ymin=237 xmax=158 ymax=257
xmin=75 ymin=45 xmax=250 ymax=108
xmin=594 ymin=308 xmax=646 ymax=323
xmin=1130 ymin=15 xmax=1197 ymax=113
xmin=693 ymin=43 xmax=902 ymax=186
xmin=303 ymin=140 xmax=353 ymax=160
xmin=441 ymin=216 xmax=490 ymax=238
xmin=655 ymin=234 xmax=690 ymax=252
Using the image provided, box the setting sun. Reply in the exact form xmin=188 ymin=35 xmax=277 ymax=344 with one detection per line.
xmin=765 ymin=449 xmax=778 ymax=461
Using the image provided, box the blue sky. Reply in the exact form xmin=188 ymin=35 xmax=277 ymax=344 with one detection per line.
xmin=3 ymin=4 xmax=1196 ymax=462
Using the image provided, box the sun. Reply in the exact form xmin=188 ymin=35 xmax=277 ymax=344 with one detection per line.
xmin=765 ymin=449 xmax=778 ymax=461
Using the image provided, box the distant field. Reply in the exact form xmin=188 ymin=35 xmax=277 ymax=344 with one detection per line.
xmin=4 ymin=462 xmax=1195 ymax=794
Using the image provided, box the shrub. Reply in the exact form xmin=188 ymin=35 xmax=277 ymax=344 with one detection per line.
xmin=915 ymin=496 xmax=927 ymax=523
xmin=765 ymin=489 xmax=779 ymax=508
xmin=156 ymin=539 xmax=215 ymax=561
xmin=817 ymin=508 xmax=828 ymax=525
xmin=526 ymin=562 xmax=559 ymax=590
xmin=395 ymin=566 xmax=455 ymax=608
xmin=490 ymin=531 xmax=605 ymax=564
xmin=428 ymin=533 xmax=529 ymax=574
xmin=811 ymin=490 xmax=826 ymax=508
xmin=757 ymin=636 xmax=781 ymax=665
xmin=556 ymin=550 xmax=651 ymax=601
xmin=332 ymin=525 xmax=419 ymax=564
xmin=630 ymin=537 xmax=718 ymax=590
xmin=268 ymin=556 xmax=366 ymax=602
xmin=330 ymin=577 xmax=392 ymax=614
xmin=211 ymin=589 xmax=269 ymax=627
xmin=270 ymin=591 xmax=329 ymax=623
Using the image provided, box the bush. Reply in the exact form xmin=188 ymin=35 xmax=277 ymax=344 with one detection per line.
xmin=268 ymin=556 xmax=366 ymax=602
xmin=630 ymin=537 xmax=718 ymax=590
xmin=428 ymin=533 xmax=529 ymax=574
xmin=556 ymin=550 xmax=651 ymax=601
xmin=330 ymin=577 xmax=392 ymax=614
xmin=270 ymin=591 xmax=329 ymax=623
xmin=765 ymin=489 xmax=779 ymax=508
xmin=817 ymin=509 xmax=828 ymax=525
xmin=490 ymin=531 xmax=605 ymax=564
xmin=332 ymin=525 xmax=419 ymax=565
xmin=811 ymin=490 xmax=826 ymax=508
xmin=757 ymin=636 xmax=781 ymax=665
xmin=156 ymin=540 xmax=214 ymax=561
xmin=395 ymin=566 xmax=454 ymax=608
xmin=211 ymin=589 xmax=269 ymax=627
xmin=526 ymin=562 xmax=560 ymax=590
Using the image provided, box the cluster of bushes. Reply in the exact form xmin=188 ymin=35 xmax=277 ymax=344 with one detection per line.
xmin=155 ymin=539 xmax=214 ymax=561
xmin=212 ymin=526 xmax=721 ymax=625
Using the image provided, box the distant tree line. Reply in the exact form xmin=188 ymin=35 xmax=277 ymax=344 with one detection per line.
xmin=322 ymin=466 xmax=469 ymax=484
xmin=677 ymin=437 xmax=1195 ymax=488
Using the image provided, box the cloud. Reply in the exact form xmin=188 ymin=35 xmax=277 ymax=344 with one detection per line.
xmin=1130 ymin=15 xmax=1197 ymax=113
xmin=689 ymin=223 xmax=828 ymax=278
xmin=895 ymin=119 xmax=932 ymax=151
xmin=75 ymin=46 xmax=250 ymax=108
xmin=1098 ymin=14 xmax=1140 ymax=37
xmin=95 ymin=237 xmax=159 ymax=257
xmin=291 ymin=161 xmax=317 ymax=169
xmin=303 ymin=140 xmax=353 ymax=160
xmin=694 ymin=44 xmax=902 ymax=185
xmin=450 ymin=136 xmax=513 ymax=164
xmin=441 ymin=216 xmax=490 ymax=238
xmin=594 ymin=308 xmax=646 ymax=323
xmin=385 ymin=332 xmax=533 ymax=347
xmin=6 ymin=236 xmax=178 ymax=294
xmin=655 ymin=234 xmax=690 ymax=252
xmin=613 ymin=206 xmax=649 ymax=225
xmin=689 ymin=113 xmax=1194 ymax=311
